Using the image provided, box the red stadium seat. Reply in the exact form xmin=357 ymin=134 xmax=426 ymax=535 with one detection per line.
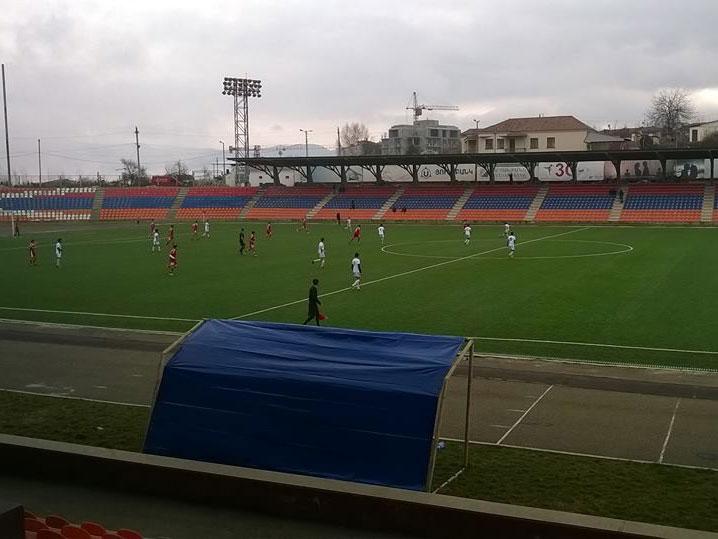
xmin=80 ymin=522 xmax=106 ymax=536
xmin=44 ymin=516 xmax=69 ymax=530
xmin=116 ymin=530 xmax=143 ymax=539
xmin=37 ymin=530 xmax=64 ymax=539
xmin=25 ymin=518 xmax=48 ymax=532
xmin=61 ymin=525 xmax=92 ymax=539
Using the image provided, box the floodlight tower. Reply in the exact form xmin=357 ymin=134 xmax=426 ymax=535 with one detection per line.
xmin=221 ymin=77 xmax=262 ymax=185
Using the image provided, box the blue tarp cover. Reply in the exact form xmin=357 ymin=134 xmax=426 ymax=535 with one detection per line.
xmin=143 ymin=320 xmax=464 ymax=490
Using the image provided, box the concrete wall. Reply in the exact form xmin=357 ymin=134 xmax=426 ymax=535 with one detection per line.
xmin=0 ymin=434 xmax=713 ymax=539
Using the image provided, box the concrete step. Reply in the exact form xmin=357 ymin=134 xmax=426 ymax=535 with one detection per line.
xmin=307 ymin=192 xmax=336 ymax=218
xmin=239 ymin=188 xmax=265 ymax=219
xmin=372 ymin=187 xmax=405 ymax=220
xmin=445 ymin=187 xmax=474 ymax=221
xmin=700 ymin=183 xmax=715 ymax=223
xmin=91 ymin=187 xmax=104 ymax=221
xmin=525 ymin=184 xmax=549 ymax=221
xmin=167 ymin=186 xmax=189 ymax=221
xmin=608 ymin=186 xmax=629 ymax=222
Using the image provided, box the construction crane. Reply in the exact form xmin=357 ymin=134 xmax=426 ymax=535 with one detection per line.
xmin=406 ymin=91 xmax=459 ymax=123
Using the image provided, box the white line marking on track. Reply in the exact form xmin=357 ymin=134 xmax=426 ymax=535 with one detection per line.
xmin=489 ymin=424 xmax=512 ymax=429
xmin=496 ymin=385 xmax=554 ymax=445
xmin=472 ymin=336 xmax=718 ymax=356
xmin=507 ymin=409 xmax=527 ymax=413
xmin=658 ymin=398 xmax=681 ymax=464
xmin=0 ymin=388 xmax=150 ymax=408
xmin=0 ymin=306 xmax=196 ymax=322
xmin=0 ymin=317 xmax=184 ymax=335
xmin=232 ymin=227 xmax=591 ymax=320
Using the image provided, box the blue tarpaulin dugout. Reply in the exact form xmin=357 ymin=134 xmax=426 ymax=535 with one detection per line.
xmin=143 ymin=320 xmax=465 ymax=490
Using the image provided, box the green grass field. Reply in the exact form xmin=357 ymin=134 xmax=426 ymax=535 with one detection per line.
xmin=1 ymin=220 xmax=717 ymax=369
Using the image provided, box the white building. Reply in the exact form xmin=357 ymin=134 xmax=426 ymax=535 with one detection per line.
xmin=381 ymin=119 xmax=462 ymax=155
xmin=686 ymin=120 xmax=718 ymax=143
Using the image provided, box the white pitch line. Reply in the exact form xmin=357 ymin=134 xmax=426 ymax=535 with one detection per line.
xmin=0 ymin=306 xmax=196 ymax=323
xmin=496 ymin=385 xmax=554 ymax=445
xmin=0 ymin=388 xmax=150 ymax=408
xmin=0 ymin=317 xmax=184 ymax=335
xmin=658 ymin=398 xmax=681 ymax=464
xmin=472 ymin=336 xmax=718 ymax=356
xmin=232 ymin=226 xmax=591 ymax=320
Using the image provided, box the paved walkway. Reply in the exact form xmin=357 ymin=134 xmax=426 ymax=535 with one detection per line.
xmin=1 ymin=320 xmax=716 ymax=470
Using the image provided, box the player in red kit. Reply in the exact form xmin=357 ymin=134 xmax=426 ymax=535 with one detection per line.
xmin=266 ymin=222 xmax=272 ymax=239
xmin=28 ymin=239 xmax=37 ymax=266
xmin=191 ymin=220 xmax=199 ymax=239
xmin=349 ymin=224 xmax=361 ymax=243
xmin=168 ymin=244 xmax=178 ymax=275
xmin=248 ymin=231 xmax=257 ymax=256
xmin=166 ymin=224 xmax=175 ymax=246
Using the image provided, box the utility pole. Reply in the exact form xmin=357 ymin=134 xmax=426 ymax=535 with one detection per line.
xmin=134 ymin=126 xmax=141 ymax=185
xmin=336 ymin=126 xmax=341 ymax=156
xmin=37 ymin=138 xmax=42 ymax=186
xmin=300 ymin=128 xmax=312 ymax=157
xmin=473 ymin=119 xmax=480 ymax=181
xmin=219 ymin=140 xmax=226 ymax=176
xmin=2 ymin=64 xmax=11 ymax=186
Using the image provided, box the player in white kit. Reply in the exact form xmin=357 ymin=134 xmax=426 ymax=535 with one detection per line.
xmin=504 ymin=222 xmax=511 ymax=237
xmin=377 ymin=224 xmax=385 ymax=245
xmin=346 ymin=217 xmax=352 ymax=230
xmin=463 ymin=224 xmax=472 ymax=245
xmin=312 ymin=237 xmax=326 ymax=268
xmin=507 ymin=232 xmax=516 ymax=257
xmin=203 ymin=219 xmax=210 ymax=238
xmin=55 ymin=238 xmax=63 ymax=268
xmin=152 ymin=229 xmax=161 ymax=252
xmin=351 ymin=252 xmax=362 ymax=290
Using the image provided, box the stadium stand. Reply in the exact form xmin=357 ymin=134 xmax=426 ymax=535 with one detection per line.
xmin=100 ymin=187 xmax=179 ymax=221
xmin=176 ymin=186 xmax=258 ymax=220
xmin=314 ymin=184 xmax=399 ymax=220
xmin=457 ymin=185 xmax=539 ymax=222
xmin=535 ymin=185 xmax=615 ymax=222
xmin=246 ymin=185 xmax=331 ymax=220
xmin=23 ymin=512 xmax=143 ymax=539
xmin=0 ymin=188 xmax=94 ymax=221
xmin=386 ymin=185 xmax=465 ymax=220
xmin=620 ymin=183 xmax=704 ymax=222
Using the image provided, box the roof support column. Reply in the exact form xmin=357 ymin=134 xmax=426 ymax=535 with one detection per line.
xmin=710 ymin=154 xmax=715 ymax=181
xmin=305 ymin=165 xmax=314 ymax=183
xmin=566 ymin=161 xmax=578 ymax=184
xmin=519 ymin=161 xmax=536 ymax=182
xmin=271 ymin=166 xmax=280 ymax=186
xmin=478 ymin=162 xmax=495 ymax=183
xmin=611 ymin=159 xmax=621 ymax=183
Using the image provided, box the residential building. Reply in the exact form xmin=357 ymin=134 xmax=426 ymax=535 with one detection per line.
xmin=602 ymin=126 xmax=661 ymax=148
xmin=463 ymin=115 xmax=609 ymax=153
xmin=381 ymin=119 xmax=462 ymax=155
xmin=685 ymin=120 xmax=718 ymax=144
xmin=341 ymin=140 xmax=382 ymax=156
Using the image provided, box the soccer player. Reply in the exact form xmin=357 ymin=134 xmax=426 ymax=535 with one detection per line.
xmin=152 ymin=229 xmax=161 ymax=252
xmin=507 ymin=231 xmax=517 ymax=257
xmin=346 ymin=217 xmax=352 ymax=230
xmin=266 ymin=222 xmax=272 ymax=239
xmin=239 ymin=228 xmax=246 ymax=255
xmin=312 ymin=237 xmax=326 ymax=268
xmin=28 ymin=239 xmax=37 ymax=266
xmin=464 ymin=223 xmax=472 ymax=245
xmin=302 ymin=278 xmax=322 ymax=326
xmin=248 ymin=231 xmax=257 ymax=256
xmin=168 ymin=244 xmax=178 ymax=274
xmin=377 ymin=223 xmax=385 ymax=245
xmin=166 ymin=224 xmax=175 ymax=246
xmin=55 ymin=238 xmax=63 ymax=268
xmin=192 ymin=220 xmax=199 ymax=239
xmin=349 ymin=224 xmax=361 ymax=243
xmin=504 ymin=222 xmax=511 ymax=237
xmin=351 ymin=252 xmax=362 ymax=290
xmin=336 ymin=212 xmax=341 ymax=226
xmin=203 ymin=219 xmax=210 ymax=238
xmin=149 ymin=220 xmax=157 ymax=238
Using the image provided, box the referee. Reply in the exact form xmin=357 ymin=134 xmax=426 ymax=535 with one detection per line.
xmin=303 ymin=278 xmax=321 ymax=326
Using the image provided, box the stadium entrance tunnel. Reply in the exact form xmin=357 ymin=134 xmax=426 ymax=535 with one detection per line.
xmin=144 ymin=320 xmax=475 ymax=492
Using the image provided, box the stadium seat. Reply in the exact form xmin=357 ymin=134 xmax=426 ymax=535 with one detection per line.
xmin=37 ymin=530 xmax=64 ymax=539
xmin=0 ymin=188 xmax=95 ymax=221
xmin=25 ymin=518 xmax=48 ymax=532
xmin=535 ymin=185 xmax=614 ymax=222
xmin=61 ymin=525 xmax=92 ymax=539
xmin=44 ymin=516 xmax=69 ymax=530
xmin=619 ymin=184 xmax=703 ymax=222
xmin=116 ymin=530 xmax=142 ymax=539
xmin=80 ymin=522 xmax=105 ymax=536
xmin=456 ymin=185 xmax=538 ymax=222
xmin=25 ymin=511 xmax=38 ymax=520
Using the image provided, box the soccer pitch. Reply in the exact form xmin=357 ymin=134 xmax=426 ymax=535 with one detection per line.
xmin=1 ymin=221 xmax=717 ymax=370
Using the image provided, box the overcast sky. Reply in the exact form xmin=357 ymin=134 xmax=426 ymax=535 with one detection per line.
xmin=2 ymin=0 xmax=718 ymax=176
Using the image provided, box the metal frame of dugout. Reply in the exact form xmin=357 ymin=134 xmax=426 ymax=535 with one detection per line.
xmin=146 ymin=319 xmax=476 ymax=493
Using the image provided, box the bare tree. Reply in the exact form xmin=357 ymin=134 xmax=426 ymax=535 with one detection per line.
xmin=120 ymin=158 xmax=147 ymax=185
xmin=646 ymin=89 xmax=694 ymax=145
xmin=340 ymin=122 xmax=371 ymax=148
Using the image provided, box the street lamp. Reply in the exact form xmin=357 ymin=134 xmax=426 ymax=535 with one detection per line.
xmin=299 ymin=129 xmax=313 ymax=157
xmin=473 ymin=119 xmax=480 ymax=181
xmin=219 ymin=140 xmax=226 ymax=176
xmin=221 ymin=76 xmax=262 ymax=185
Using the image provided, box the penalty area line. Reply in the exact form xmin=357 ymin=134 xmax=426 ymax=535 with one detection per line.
xmin=232 ymin=226 xmax=591 ymax=320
